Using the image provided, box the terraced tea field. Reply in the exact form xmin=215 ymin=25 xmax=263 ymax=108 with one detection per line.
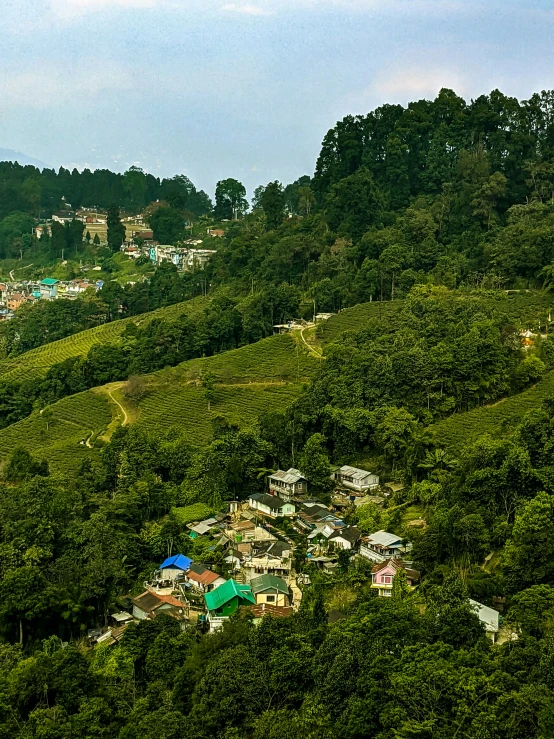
xmin=431 ymin=370 xmax=554 ymax=453
xmin=0 ymin=332 xmax=314 ymax=472
xmin=0 ymin=391 xmax=112 ymax=474
xmin=318 ymin=301 xmax=404 ymax=344
xmin=136 ymin=383 xmax=303 ymax=445
xmin=155 ymin=333 xmax=320 ymax=385
xmin=0 ymin=297 xmax=207 ymax=384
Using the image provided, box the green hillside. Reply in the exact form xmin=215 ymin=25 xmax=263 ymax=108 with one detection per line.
xmin=0 ymin=333 xmax=317 ymax=474
xmin=0 ymin=391 xmax=112 ymax=474
xmin=319 ymin=291 xmax=554 ymax=345
xmin=431 ymin=370 xmax=554 ymax=453
xmin=0 ymin=297 xmax=207 ymax=384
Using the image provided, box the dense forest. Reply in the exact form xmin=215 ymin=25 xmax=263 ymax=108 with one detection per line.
xmin=3 ymin=88 xmax=554 ymax=737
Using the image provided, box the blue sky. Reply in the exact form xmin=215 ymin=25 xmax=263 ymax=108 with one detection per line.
xmin=1 ymin=0 xmax=554 ymax=196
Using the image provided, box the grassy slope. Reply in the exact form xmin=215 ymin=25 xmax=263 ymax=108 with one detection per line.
xmin=430 ymin=370 xmax=554 ymax=454
xmin=0 ymin=334 xmax=319 ymax=475
xmin=0 ymin=297 xmax=207 ymax=384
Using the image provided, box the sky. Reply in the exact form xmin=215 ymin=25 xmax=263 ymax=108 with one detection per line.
xmin=1 ymin=0 xmax=554 ymax=197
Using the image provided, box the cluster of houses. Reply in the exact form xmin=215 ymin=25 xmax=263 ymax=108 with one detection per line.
xmin=91 ymin=462 xmax=501 ymax=645
xmin=121 ymin=241 xmax=217 ymax=271
xmin=0 ymin=277 xmax=103 ymax=319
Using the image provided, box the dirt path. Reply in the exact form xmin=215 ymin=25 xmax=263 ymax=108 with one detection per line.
xmin=107 ymin=385 xmax=129 ymax=426
xmin=9 ymin=264 xmax=33 ymax=281
xmin=299 ymin=326 xmax=323 ymax=358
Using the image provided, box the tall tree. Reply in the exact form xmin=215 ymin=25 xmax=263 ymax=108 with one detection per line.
xmin=214 ymin=179 xmax=248 ymax=220
xmin=107 ymin=205 xmax=126 ymax=253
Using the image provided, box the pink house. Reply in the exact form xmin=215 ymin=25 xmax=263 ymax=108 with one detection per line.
xmin=371 ymin=559 xmax=420 ymax=597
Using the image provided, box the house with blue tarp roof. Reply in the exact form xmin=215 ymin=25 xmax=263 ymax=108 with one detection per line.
xmin=159 ymin=554 xmax=192 ymax=582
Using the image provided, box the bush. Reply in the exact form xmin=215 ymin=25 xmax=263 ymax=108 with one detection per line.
xmin=170 ymin=503 xmax=214 ymax=526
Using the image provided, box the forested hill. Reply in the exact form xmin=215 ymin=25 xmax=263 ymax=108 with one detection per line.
xmin=4 ymin=90 xmax=554 ymax=738
xmin=204 ymin=89 xmax=554 ymax=305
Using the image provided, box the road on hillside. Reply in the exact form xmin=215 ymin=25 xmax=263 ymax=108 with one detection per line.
xmin=9 ymin=264 xmax=33 ymax=281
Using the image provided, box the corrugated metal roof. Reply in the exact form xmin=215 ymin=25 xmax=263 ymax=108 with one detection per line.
xmin=337 ymin=465 xmax=376 ymax=481
xmin=205 ymin=580 xmax=255 ymax=611
xmin=367 ymin=530 xmax=403 ymax=547
xmin=269 ymin=468 xmax=306 ymax=485
xmin=250 ymin=574 xmax=289 ymax=596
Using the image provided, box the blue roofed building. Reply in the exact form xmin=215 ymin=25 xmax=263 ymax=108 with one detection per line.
xmin=159 ymin=554 xmax=193 ymax=582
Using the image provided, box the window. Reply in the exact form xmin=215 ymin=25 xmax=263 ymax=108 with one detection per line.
xmin=381 ymin=575 xmax=392 ymax=584
xmin=266 ymin=595 xmax=275 ymax=602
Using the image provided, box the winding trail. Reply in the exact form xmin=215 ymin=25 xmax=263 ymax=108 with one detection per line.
xmin=107 ymin=386 xmax=129 ymax=426
xmin=9 ymin=264 xmax=33 ymax=281
xmin=299 ymin=326 xmax=323 ymax=358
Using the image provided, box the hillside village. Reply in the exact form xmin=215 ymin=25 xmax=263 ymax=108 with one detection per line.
xmin=0 ymin=203 xmax=221 ymax=320
xmin=93 ymin=464 xmax=502 ymax=647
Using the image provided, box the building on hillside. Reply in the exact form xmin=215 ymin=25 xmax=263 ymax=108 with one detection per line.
xmin=188 ymin=517 xmax=220 ymax=536
xmin=208 ymin=228 xmax=225 ymax=237
xmin=204 ymin=579 xmax=255 ymax=632
xmin=39 ymin=278 xmax=59 ymax=299
xmin=132 ymin=591 xmax=188 ymax=622
xmin=359 ymin=530 xmax=412 ymax=563
xmin=243 ymin=543 xmax=292 ymax=582
xmin=7 ymin=292 xmax=28 ymax=311
xmin=250 ymin=574 xmax=290 ymax=606
xmin=227 ymin=520 xmax=277 ymax=544
xmin=268 ymin=468 xmax=307 ymax=500
xmin=223 ymin=548 xmax=244 ymax=572
xmin=469 ymin=599 xmax=500 ymax=642
xmin=158 ymin=554 xmax=192 ymax=582
xmin=250 ymin=575 xmax=290 ymax=606
xmin=183 ymin=563 xmax=226 ymax=592
xmin=327 ymin=526 xmax=361 ymax=550
xmin=332 ymin=465 xmax=379 ymax=493
xmin=248 ymin=493 xmax=296 ymax=518
xmin=371 ymin=559 xmax=420 ymax=596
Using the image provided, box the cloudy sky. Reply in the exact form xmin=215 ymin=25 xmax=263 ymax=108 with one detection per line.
xmin=1 ymin=0 xmax=553 ymax=195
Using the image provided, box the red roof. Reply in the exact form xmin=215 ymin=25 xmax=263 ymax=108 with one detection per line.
xmin=154 ymin=593 xmax=185 ymax=608
xmin=186 ymin=569 xmax=221 ymax=586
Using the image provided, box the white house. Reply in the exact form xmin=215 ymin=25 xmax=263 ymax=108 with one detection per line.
xmin=359 ymin=530 xmax=411 ymax=563
xmin=327 ymin=526 xmax=361 ymax=550
xmin=248 ymin=493 xmax=296 ymax=518
xmin=469 ymin=599 xmax=500 ymax=642
xmin=333 ymin=465 xmax=379 ymax=493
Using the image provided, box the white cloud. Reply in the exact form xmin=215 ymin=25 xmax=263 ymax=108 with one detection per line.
xmin=0 ymin=65 xmax=135 ymax=110
xmin=373 ymin=67 xmax=469 ymax=100
xmin=222 ymin=3 xmax=273 ymax=15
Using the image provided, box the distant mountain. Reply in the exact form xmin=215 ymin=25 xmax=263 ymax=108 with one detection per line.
xmin=0 ymin=148 xmax=47 ymax=168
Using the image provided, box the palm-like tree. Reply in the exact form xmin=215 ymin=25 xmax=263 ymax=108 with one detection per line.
xmin=419 ymin=448 xmax=458 ymax=477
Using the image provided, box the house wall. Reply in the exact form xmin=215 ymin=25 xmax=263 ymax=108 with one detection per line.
xmin=161 ymin=567 xmax=184 ymax=581
xmin=255 ymin=592 xmax=289 ymax=607
xmin=133 ymin=605 xmax=149 ymax=620
xmin=331 ymin=537 xmax=353 ymax=549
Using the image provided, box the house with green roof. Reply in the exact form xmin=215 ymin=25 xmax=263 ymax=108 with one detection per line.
xmin=204 ymin=579 xmax=255 ymax=632
xmin=250 ymin=574 xmax=290 ymax=607
xmin=39 ymin=278 xmax=59 ymax=299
